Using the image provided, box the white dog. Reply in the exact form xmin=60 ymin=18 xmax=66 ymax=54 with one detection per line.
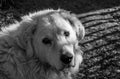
xmin=0 ymin=9 xmax=85 ymax=79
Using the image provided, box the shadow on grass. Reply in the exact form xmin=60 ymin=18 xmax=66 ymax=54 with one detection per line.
xmin=76 ymin=7 xmax=120 ymax=79
xmin=1 ymin=0 xmax=120 ymax=14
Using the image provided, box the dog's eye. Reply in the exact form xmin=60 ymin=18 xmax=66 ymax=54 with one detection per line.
xmin=64 ymin=31 xmax=70 ymax=37
xmin=42 ymin=37 xmax=52 ymax=45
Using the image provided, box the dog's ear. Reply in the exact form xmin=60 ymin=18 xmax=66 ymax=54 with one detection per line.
xmin=72 ymin=15 xmax=85 ymax=40
xmin=17 ymin=18 xmax=37 ymax=57
xmin=60 ymin=11 xmax=85 ymax=40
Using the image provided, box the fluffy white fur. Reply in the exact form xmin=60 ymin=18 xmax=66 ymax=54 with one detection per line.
xmin=0 ymin=9 xmax=85 ymax=79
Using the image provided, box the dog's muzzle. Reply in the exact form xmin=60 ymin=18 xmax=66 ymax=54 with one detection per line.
xmin=60 ymin=52 xmax=73 ymax=65
xmin=60 ymin=48 xmax=75 ymax=68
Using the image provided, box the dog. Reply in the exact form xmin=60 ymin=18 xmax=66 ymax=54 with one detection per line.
xmin=0 ymin=9 xmax=85 ymax=79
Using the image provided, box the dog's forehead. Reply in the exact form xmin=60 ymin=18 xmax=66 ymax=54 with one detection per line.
xmin=39 ymin=13 xmax=77 ymax=42
xmin=51 ymin=13 xmax=72 ymax=31
xmin=41 ymin=13 xmax=75 ymax=35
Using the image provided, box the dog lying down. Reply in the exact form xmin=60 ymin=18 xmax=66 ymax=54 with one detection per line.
xmin=0 ymin=9 xmax=85 ymax=79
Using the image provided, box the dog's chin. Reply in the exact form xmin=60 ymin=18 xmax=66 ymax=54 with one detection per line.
xmin=56 ymin=64 xmax=77 ymax=74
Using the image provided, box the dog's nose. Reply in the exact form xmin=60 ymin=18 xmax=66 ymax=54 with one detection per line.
xmin=60 ymin=52 xmax=73 ymax=64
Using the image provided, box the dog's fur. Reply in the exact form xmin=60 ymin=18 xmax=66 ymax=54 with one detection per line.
xmin=0 ymin=9 xmax=85 ymax=79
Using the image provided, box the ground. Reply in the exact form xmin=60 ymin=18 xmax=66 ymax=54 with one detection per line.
xmin=77 ymin=7 xmax=120 ymax=79
xmin=0 ymin=0 xmax=120 ymax=79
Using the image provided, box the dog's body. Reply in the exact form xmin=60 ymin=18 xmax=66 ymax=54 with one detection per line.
xmin=0 ymin=9 xmax=85 ymax=79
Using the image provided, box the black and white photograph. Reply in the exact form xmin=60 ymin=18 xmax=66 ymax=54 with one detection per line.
xmin=0 ymin=0 xmax=120 ymax=79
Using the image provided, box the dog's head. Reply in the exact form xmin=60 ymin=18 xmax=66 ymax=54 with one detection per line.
xmin=19 ymin=9 xmax=85 ymax=74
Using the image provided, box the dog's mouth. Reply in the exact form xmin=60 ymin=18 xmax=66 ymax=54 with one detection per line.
xmin=59 ymin=62 xmax=75 ymax=71
xmin=57 ymin=64 xmax=76 ymax=75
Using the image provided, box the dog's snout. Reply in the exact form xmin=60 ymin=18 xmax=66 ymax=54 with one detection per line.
xmin=60 ymin=52 xmax=73 ymax=64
